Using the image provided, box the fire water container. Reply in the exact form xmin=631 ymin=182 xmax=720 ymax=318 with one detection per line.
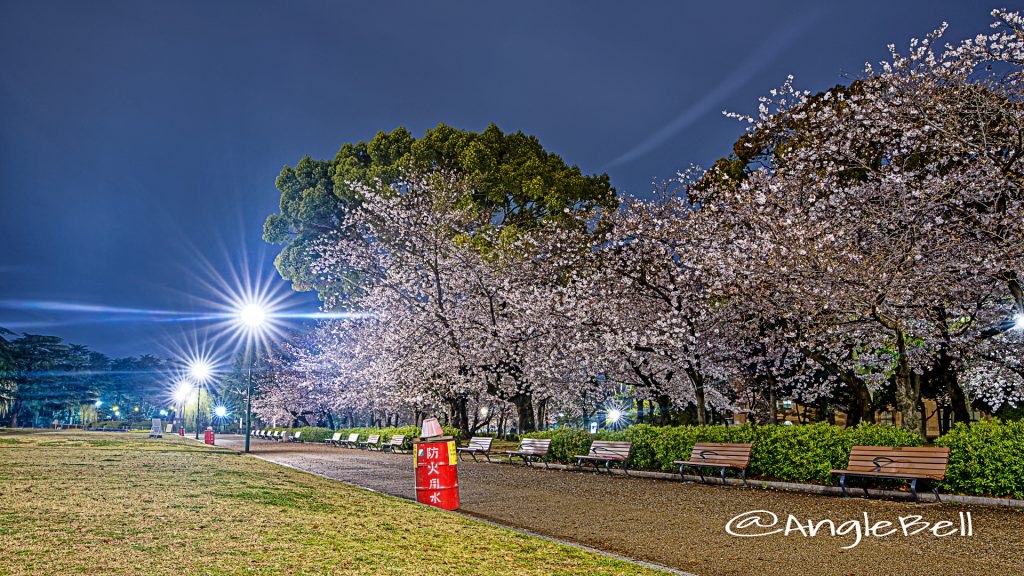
xmin=204 ymin=426 xmax=215 ymax=445
xmin=413 ymin=437 xmax=459 ymax=510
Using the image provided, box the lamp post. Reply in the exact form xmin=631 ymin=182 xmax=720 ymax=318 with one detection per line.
xmin=173 ymin=380 xmax=192 ymax=434
xmin=189 ymin=360 xmax=212 ymax=440
xmin=238 ymin=303 xmax=267 ymax=453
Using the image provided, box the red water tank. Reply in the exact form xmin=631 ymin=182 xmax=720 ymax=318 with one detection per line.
xmin=179 ymin=427 xmax=185 ymax=436
xmin=413 ymin=438 xmax=459 ymax=510
xmin=204 ymin=426 xmax=215 ymax=445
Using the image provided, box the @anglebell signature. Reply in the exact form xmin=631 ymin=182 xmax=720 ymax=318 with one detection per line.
xmin=725 ymin=509 xmax=974 ymax=549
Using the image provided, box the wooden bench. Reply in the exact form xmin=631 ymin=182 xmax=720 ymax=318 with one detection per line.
xmin=457 ymin=437 xmax=494 ymax=462
xmin=504 ymin=438 xmax=552 ymax=468
xmin=674 ymin=442 xmax=752 ymax=485
xmin=288 ymin=431 xmax=303 ymax=443
xmin=831 ymin=446 xmax=950 ymax=501
xmin=341 ymin=433 xmax=360 ymax=448
xmin=357 ymin=434 xmax=381 ymax=450
xmin=273 ymin=431 xmax=284 ymax=441
xmin=324 ymin=432 xmax=342 ymax=446
xmin=574 ymin=440 xmax=632 ymax=474
xmin=381 ymin=435 xmax=406 ymax=453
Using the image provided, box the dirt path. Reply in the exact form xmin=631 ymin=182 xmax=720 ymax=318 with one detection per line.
xmin=216 ymin=435 xmax=1023 ymax=576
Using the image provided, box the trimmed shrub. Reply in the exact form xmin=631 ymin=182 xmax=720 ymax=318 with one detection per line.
xmin=935 ymin=418 xmax=1024 ymax=499
xmin=524 ymin=422 xmax=923 ymax=485
xmin=295 ymin=426 xmax=334 ymax=443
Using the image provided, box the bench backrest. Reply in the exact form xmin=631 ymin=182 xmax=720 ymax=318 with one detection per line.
xmin=588 ymin=440 xmax=632 ymax=460
xmin=468 ymin=437 xmax=493 ymax=451
xmin=689 ymin=442 xmax=752 ymax=468
xmin=388 ymin=435 xmax=405 ymax=446
xmin=846 ymin=446 xmax=950 ymax=480
xmin=366 ymin=434 xmax=380 ymax=444
xmin=517 ymin=438 xmax=551 ymax=455
xmin=347 ymin=433 xmax=359 ymax=443
xmin=330 ymin=433 xmax=341 ymax=441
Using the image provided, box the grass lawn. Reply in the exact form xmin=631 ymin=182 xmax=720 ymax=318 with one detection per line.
xmin=0 ymin=430 xmax=663 ymax=576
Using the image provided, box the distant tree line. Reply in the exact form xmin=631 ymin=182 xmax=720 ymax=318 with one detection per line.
xmin=0 ymin=328 xmax=169 ymax=427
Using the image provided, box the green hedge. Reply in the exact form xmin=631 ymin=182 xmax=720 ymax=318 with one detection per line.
xmin=525 ymin=422 xmax=923 ymax=484
xmin=260 ymin=425 xmax=461 ymax=449
xmin=935 ymin=418 xmax=1024 ymax=499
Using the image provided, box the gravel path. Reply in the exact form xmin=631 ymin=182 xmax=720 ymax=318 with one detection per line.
xmin=216 ymin=435 xmax=1023 ymax=576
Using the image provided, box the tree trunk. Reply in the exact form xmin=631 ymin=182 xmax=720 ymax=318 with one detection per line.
xmin=656 ymin=395 xmax=674 ymax=426
xmin=685 ymin=368 xmax=707 ymax=426
xmin=893 ymin=329 xmax=921 ymax=434
xmin=941 ymin=356 xmax=972 ymax=424
xmin=767 ymin=378 xmax=777 ymax=425
xmin=511 ymin=393 xmax=535 ymax=433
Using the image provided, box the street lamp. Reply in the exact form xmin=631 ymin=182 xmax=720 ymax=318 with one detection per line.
xmin=237 ymin=301 xmax=268 ymax=453
xmin=173 ymin=380 xmax=192 ymax=432
xmin=188 ymin=359 xmax=213 ymax=440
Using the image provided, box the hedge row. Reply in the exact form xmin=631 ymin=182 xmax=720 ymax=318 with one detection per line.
xmin=260 ymin=425 xmax=462 ymax=449
xmin=525 ymin=420 xmax=1024 ymax=499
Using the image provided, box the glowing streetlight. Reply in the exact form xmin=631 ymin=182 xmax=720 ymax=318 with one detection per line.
xmin=189 ymin=360 xmax=212 ymax=384
xmin=1014 ymin=314 xmax=1024 ymax=331
xmin=173 ymin=381 xmax=192 ymax=404
xmin=239 ymin=304 xmax=267 ymax=329
xmin=214 ymin=406 xmax=228 ymax=418
xmin=236 ymin=301 xmax=270 ymax=454
xmin=607 ymin=409 xmax=623 ymax=424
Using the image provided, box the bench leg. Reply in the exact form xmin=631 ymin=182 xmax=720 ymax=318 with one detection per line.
xmin=678 ymin=464 xmax=686 ymax=482
xmin=483 ymin=453 xmax=492 ymax=463
xmin=910 ymin=478 xmax=918 ymax=502
xmin=840 ymin=473 xmax=848 ymax=497
xmin=932 ymin=483 xmax=941 ymax=503
xmin=603 ymin=460 xmax=611 ymax=474
xmin=720 ymin=466 xmax=727 ymax=486
xmin=741 ymin=468 xmax=747 ymax=486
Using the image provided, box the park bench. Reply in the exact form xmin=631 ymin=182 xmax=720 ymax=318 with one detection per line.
xmin=573 ymin=440 xmax=633 ymax=474
xmin=831 ymin=445 xmax=950 ymax=501
xmin=288 ymin=431 xmax=303 ymax=442
xmin=358 ymin=434 xmax=381 ymax=450
xmin=504 ymin=438 xmax=552 ymax=468
xmin=324 ymin=432 xmax=343 ymax=446
xmin=341 ymin=433 xmax=360 ymax=448
xmin=381 ymin=435 xmax=407 ymax=453
xmin=274 ymin=431 xmax=286 ymax=441
xmin=674 ymin=442 xmax=752 ymax=485
xmin=457 ymin=437 xmax=494 ymax=462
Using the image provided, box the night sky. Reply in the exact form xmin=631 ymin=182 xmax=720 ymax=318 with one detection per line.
xmin=0 ymin=0 xmax=996 ymax=357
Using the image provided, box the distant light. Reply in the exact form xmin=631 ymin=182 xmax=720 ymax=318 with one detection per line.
xmin=189 ymin=359 xmax=213 ymax=383
xmin=608 ymin=409 xmax=622 ymax=423
xmin=479 ymin=406 xmax=488 ymax=416
xmin=159 ymin=410 xmax=168 ymax=417
xmin=239 ymin=303 xmax=267 ymax=328
xmin=94 ymin=400 xmax=103 ymax=408
xmin=133 ymin=406 xmax=139 ymax=412
xmin=111 ymin=405 xmax=119 ymax=412
xmin=1014 ymin=314 xmax=1024 ymax=331
xmin=214 ymin=406 xmax=228 ymax=418
xmin=173 ymin=381 xmax=192 ymax=403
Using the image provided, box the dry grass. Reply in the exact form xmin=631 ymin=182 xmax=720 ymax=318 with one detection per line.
xmin=0 ymin=430 xmax=662 ymax=576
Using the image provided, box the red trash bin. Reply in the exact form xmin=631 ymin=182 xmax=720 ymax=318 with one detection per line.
xmin=204 ymin=426 xmax=215 ymax=445
xmin=413 ymin=437 xmax=459 ymax=510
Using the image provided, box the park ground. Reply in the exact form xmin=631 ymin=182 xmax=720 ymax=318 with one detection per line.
xmin=217 ymin=435 xmax=1024 ymax=576
xmin=0 ymin=430 xmax=664 ymax=576
xmin=2 ymin=431 xmax=1023 ymax=576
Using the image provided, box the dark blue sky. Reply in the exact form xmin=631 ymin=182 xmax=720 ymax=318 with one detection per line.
xmin=0 ymin=0 xmax=997 ymax=357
